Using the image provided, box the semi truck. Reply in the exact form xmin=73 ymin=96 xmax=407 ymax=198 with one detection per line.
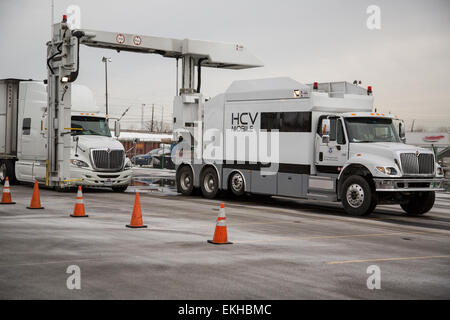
xmin=0 ymin=78 xmax=131 ymax=191
xmin=173 ymin=77 xmax=445 ymax=216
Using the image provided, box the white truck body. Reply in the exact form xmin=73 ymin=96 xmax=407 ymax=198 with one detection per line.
xmin=173 ymin=77 xmax=444 ymax=216
xmin=0 ymin=78 xmax=131 ymax=190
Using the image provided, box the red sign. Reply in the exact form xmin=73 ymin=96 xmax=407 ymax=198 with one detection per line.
xmin=116 ymin=33 xmax=125 ymax=44
xmin=133 ymin=35 xmax=142 ymax=46
xmin=423 ymin=135 xmax=445 ymax=142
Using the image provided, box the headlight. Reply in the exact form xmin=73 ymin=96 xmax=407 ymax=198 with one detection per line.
xmin=124 ymin=158 xmax=132 ymax=169
xmin=436 ymin=167 xmax=443 ymax=176
xmin=376 ymin=166 xmax=397 ymax=175
xmin=70 ymin=159 xmax=89 ymax=168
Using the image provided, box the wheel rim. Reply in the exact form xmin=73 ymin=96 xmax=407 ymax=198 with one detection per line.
xmin=346 ymin=183 xmax=365 ymax=208
xmin=180 ymin=172 xmax=192 ymax=191
xmin=231 ymin=173 xmax=243 ymax=192
xmin=203 ymin=173 xmax=216 ymax=193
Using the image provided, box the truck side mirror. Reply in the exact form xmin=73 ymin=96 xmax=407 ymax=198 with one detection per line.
xmin=321 ymin=119 xmax=330 ymax=144
xmin=399 ymin=122 xmax=406 ymax=143
xmin=114 ymin=121 xmax=120 ymax=138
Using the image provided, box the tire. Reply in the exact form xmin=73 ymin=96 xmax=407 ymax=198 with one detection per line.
xmin=0 ymin=160 xmax=17 ymax=185
xmin=229 ymin=171 xmax=245 ymax=196
xmin=176 ymin=166 xmax=194 ymax=196
xmin=200 ymin=167 xmax=219 ymax=199
xmin=112 ymin=185 xmax=128 ymax=192
xmin=400 ymin=191 xmax=435 ymax=216
xmin=341 ymin=175 xmax=376 ymax=216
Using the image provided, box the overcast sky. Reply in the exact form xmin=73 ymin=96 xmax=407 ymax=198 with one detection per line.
xmin=1 ymin=0 xmax=449 ymax=131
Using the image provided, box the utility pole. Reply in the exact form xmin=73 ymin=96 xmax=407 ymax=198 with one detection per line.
xmin=102 ymin=57 xmax=111 ymax=121
xmin=141 ymin=103 xmax=145 ymax=130
xmin=161 ymin=106 xmax=164 ymax=132
xmin=150 ymin=104 xmax=154 ymax=132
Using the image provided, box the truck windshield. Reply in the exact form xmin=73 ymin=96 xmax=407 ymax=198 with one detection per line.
xmin=71 ymin=116 xmax=111 ymax=137
xmin=344 ymin=117 xmax=400 ymax=143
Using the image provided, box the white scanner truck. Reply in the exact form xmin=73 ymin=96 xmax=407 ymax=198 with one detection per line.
xmin=0 ymin=78 xmax=131 ymax=191
xmin=173 ymin=78 xmax=445 ymax=216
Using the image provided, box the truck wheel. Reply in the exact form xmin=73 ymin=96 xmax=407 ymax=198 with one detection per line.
xmin=400 ymin=192 xmax=435 ymax=216
xmin=229 ymin=171 xmax=245 ymax=196
xmin=200 ymin=167 xmax=219 ymax=199
xmin=177 ymin=166 xmax=194 ymax=196
xmin=112 ymin=185 xmax=128 ymax=192
xmin=0 ymin=160 xmax=17 ymax=185
xmin=341 ymin=175 xmax=376 ymax=216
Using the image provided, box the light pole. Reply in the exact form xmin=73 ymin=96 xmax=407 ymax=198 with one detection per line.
xmin=102 ymin=57 xmax=111 ymax=121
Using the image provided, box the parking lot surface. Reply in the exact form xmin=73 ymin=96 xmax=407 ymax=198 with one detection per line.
xmin=0 ymin=169 xmax=449 ymax=299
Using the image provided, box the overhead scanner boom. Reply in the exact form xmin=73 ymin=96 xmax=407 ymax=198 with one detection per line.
xmin=45 ymin=17 xmax=262 ymax=187
xmin=79 ymin=29 xmax=263 ymax=69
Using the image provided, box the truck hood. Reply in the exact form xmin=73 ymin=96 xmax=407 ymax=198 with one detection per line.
xmin=348 ymin=142 xmax=435 ymax=176
xmin=349 ymin=142 xmax=432 ymax=159
xmin=76 ymin=135 xmax=124 ymax=151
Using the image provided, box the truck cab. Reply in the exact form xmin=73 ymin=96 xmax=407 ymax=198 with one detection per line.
xmin=2 ymin=80 xmax=131 ymax=191
xmin=314 ymin=112 xmax=444 ymax=215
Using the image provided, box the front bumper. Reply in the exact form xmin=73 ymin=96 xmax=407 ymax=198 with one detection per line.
xmin=374 ymin=178 xmax=444 ymax=192
xmin=68 ymin=167 xmax=132 ymax=187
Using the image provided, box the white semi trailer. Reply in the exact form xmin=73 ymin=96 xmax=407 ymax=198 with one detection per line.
xmin=173 ymin=78 xmax=445 ymax=216
xmin=0 ymin=78 xmax=131 ymax=191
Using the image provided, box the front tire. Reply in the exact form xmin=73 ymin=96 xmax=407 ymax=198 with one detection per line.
xmin=341 ymin=175 xmax=376 ymax=216
xmin=400 ymin=191 xmax=435 ymax=216
xmin=176 ymin=166 xmax=194 ymax=196
xmin=200 ymin=167 xmax=219 ymax=199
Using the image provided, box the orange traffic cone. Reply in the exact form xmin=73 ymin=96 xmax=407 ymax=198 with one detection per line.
xmin=126 ymin=192 xmax=147 ymax=228
xmin=208 ymin=203 xmax=232 ymax=245
xmin=27 ymin=180 xmax=44 ymax=209
xmin=70 ymin=186 xmax=88 ymax=217
xmin=0 ymin=177 xmax=16 ymax=205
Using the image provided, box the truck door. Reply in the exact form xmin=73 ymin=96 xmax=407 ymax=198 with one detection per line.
xmin=314 ymin=116 xmax=348 ymax=173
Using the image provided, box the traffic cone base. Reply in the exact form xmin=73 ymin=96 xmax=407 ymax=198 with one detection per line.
xmin=207 ymin=240 xmax=233 ymax=245
xmin=26 ymin=206 xmax=44 ymax=209
xmin=126 ymin=224 xmax=147 ymax=228
xmin=126 ymin=192 xmax=147 ymax=228
xmin=0 ymin=202 xmax=16 ymax=205
xmin=70 ymin=214 xmax=89 ymax=218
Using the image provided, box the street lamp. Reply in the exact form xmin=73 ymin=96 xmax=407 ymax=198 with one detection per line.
xmin=102 ymin=57 xmax=111 ymax=121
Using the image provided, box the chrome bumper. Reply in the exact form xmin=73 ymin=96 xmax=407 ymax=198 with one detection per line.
xmin=374 ymin=178 xmax=444 ymax=192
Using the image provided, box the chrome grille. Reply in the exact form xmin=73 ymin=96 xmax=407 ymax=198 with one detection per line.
xmin=400 ymin=153 xmax=434 ymax=175
xmin=418 ymin=153 xmax=434 ymax=174
xmin=91 ymin=149 xmax=124 ymax=171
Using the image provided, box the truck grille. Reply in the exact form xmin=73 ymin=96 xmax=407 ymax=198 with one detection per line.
xmin=91 ymin=149 xmax=124 ymax=171
xmin=400 ymin=153 xmax=434 ymax=175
